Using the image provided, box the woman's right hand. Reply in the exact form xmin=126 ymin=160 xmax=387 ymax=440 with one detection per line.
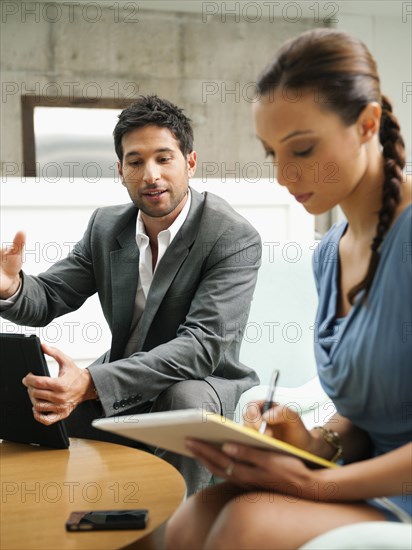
xmin=243 ymin=401 xmax=315 ymax=453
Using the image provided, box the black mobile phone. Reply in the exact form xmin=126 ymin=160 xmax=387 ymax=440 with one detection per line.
xmin=65 ymin=509 xmax=149 ymax=531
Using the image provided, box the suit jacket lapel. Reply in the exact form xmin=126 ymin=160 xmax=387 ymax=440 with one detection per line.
xmin=134 ymin=189 xmax=205 ymax=351
xmin=109 ymin=210 xmax=139 ymax=361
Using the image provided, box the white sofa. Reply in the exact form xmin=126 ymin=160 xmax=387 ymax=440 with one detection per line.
xmin=236 ymin=243 xmax=334 ymax=428
xmin=300 ymin=522 xmax=411 ymax=549
xmin=0 ymin=177 xmax=315 ymax=372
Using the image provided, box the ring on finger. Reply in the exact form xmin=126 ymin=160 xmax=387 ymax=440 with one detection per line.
xmin=225 ymin=461 xmax=235 ymax=477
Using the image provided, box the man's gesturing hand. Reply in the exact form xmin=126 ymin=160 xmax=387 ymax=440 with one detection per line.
xmin=22 ymin=344 xmax=97 ymax=425
xmin=0 ymin=231 xmax=25 ymax=299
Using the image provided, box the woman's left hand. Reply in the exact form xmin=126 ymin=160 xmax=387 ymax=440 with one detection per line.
xmin=186 ymin=439 xmax=329 ymax=500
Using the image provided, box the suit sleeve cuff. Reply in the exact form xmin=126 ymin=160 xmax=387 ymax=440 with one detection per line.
xmin=0 ymin=278 xmax=22 ymax=309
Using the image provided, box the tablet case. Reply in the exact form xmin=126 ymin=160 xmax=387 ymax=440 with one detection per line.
xmin=0 ymin=333 xmax=69 ymax=449
xmin=93 ymin=408 xmax=337 ymax=469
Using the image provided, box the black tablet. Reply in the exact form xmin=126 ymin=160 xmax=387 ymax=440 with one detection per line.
xmin=0 ymin=333 xmax=69 ymax=449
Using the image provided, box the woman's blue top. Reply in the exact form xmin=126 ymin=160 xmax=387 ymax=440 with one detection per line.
xmin=313 ymin=204 xmax=412 ymax=518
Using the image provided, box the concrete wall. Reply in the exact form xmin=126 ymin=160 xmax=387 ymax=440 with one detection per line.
xmin=0 ymin=1 xmax=318 ymax=179
xmin=336 ymin=4 xmax=412 ymax=165
xmin=1 ymin=1 xmax=409 ymax=232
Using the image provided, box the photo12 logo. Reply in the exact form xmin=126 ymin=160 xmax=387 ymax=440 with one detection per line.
xmin=1 ymin=2 xmax=141 ymax=24
xmin=201 ymin=2 xmax=339 ymax=24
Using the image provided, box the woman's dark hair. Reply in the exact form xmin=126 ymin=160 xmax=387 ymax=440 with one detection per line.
xmin=114 ymin=94 xmax=194 ymax=161
xmin=256 ymin=28 xmax=406 ymax=304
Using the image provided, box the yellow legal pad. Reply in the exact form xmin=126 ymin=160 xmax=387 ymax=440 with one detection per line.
xmin=93 ymin=409 xmax=338 ymax=469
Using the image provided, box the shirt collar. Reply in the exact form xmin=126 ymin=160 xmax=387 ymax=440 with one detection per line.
xmin=136 ymin=188 xmax=192 ymax=245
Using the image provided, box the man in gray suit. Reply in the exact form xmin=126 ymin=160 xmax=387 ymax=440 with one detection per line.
xmin=0 ymin=95 xmax=261 ymax=494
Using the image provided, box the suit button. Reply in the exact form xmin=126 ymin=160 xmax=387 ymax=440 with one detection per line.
xmin=113 ymin=401 xmax=120 ymax=410
xmin=120 ymin=399 xmax=127 ymax=407
xmin=127 ymin=398 xmax=133 ymax=405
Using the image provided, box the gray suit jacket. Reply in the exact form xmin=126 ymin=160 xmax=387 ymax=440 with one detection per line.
xmin=2 ymin=189 xmax=261 ymax=432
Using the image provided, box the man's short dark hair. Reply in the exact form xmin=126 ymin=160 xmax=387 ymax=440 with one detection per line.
xmin=114 ymin=94 xmax=194 ymax=162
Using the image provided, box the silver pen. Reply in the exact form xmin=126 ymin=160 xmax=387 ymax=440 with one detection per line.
xmin=258 ymin=369 xmax=280 ymax=434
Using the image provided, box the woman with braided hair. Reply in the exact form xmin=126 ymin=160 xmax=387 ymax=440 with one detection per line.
xmin=166 ymin=28 xmax=411 ymax=549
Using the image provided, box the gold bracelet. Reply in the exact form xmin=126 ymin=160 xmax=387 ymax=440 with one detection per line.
xmin=313 ymin=426 xmax=343 ymax=463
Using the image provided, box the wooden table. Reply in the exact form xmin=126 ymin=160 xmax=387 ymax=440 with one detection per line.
xmin=0 ymin=438 xmax=186 ymax=549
